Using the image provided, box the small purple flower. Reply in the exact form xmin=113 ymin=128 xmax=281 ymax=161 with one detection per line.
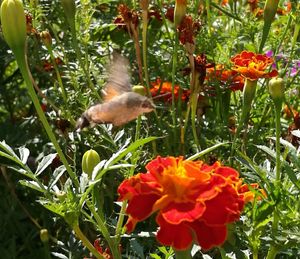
xmin=265 ymin=50 xmax=274 ymax=58
xmin=290 ymin=67 xmax=298 ymax=77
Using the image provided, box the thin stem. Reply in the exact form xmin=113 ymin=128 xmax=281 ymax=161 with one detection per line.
xmin=47 ymin=46 xmax=67 ymax=103
xmin=171 ymin=33 xmax=179 ymax=144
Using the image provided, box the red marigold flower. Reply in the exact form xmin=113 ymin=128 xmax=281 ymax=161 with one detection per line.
xmin=206 ymin=65 xmax=245 ymax=91
xmin=150 ymin=78 xmax=190 ymax=102
xmin=248 ymin=0 xmax=259 ymax=12
xmin=177 ymin=15 xmax=201 ymax=45
xmin=231 ymin=51 xmax=278 ymax=81
xmin=118 ymin=156 xmax=261 ymax=251
xmin=114 ymin=4 xmax=139 ymax=33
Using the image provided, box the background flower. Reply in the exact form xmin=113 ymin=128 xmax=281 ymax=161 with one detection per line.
xmin=231 ymin=51 xmax=278 ymax=81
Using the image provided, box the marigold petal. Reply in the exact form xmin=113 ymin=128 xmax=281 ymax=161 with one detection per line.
xmin=156 ymin=214 xmax=194 ymax=250
xmin=190 ymin=220 xmax=227 ymax=250
xmin=161 ymin=201 xmax=206 ymax=224
xmin=125 ymin=216 xmax=138 ymax=233
xmin=126 ymin=193 xmax=161 ymax=220
xmin=201 ymin=187 xmax=244 ymax=225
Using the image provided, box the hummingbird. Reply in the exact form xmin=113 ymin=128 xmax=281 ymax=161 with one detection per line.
xmin=75 ymin=54 xmax=155 ymax=130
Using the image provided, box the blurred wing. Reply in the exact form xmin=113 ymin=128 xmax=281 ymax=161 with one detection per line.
xmin=103 ymin=53 xmax=131 ymax=102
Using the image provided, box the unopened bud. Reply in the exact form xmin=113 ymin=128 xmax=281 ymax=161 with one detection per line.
xmin=132 ymin=85 xmax=146 ymax=96
xmin=174 ymin=0 xmax=187 ymax=27
xmin=268 ymin=77 xmax=285 ymax=101
xmin=40 ymin=30 xmax=52 ymax=48
xmin=40 ymin=229 xmax=49 ymax=243
xmin=0 ymin=0 xmax=27 ymax=52
xmin=82 ymin=149 xmax=100 ymax=177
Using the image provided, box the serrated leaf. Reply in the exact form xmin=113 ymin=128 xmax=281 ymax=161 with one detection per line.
xmin=35 ymin=153 xmax=57 ymax=176
xmin=18 ymin=146 xmax=30 ymax=164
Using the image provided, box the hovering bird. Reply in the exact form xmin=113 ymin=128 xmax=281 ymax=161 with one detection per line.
xmin=75 ymin=54 xmax=155 ymax=130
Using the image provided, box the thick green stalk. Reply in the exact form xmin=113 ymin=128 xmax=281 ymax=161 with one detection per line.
xmin=190 ymin=92 xmax=200 ymax=150
xmin=16 ymin=50 xmax=79 ymax=188
xmin=266 ymin=99 xmax=282 ymax=259
xmin=230 ymin=79 xmax=257 ymax=159
xmin=73 ymin=224 xmax=104 ymax=259
xmin=259 ymin=0 xmax=280 ymax=52
xmin=141 ymin=9 xmax=150 ymax=95
xmin=86 ymin=201 xmax=121 ymax=259
xmin=174 ymin=248 xmax=192 ymax=259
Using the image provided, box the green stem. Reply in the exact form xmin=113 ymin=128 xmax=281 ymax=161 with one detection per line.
xmin=230 ymin=79 xmax=257 ymax=160
xmin=142 ymin=9 xmax=150 ymax=95
xmin=72 ymin=224 xmax=104 ymax=259
xmin=210 ymin=2 xmax=242 ymax=22
xmin=266 ymin=99 xmax=282 ymax=259
xmin=16 ymin=49 xmax=79 ymax=189
xmin=174 ymin=248 xmax=192 ymax=259
xmin=47 ymin=46 xmax=67 ymax=103
xmin=70 ymin=27 xmax=100 ymax=100
xmin=171 ymin=33 xmax=179 ymax=145
xmin=86 ymin=201 xmax=121 ymax=259
xmin=190 ymin=92 xmax=200 ymax=151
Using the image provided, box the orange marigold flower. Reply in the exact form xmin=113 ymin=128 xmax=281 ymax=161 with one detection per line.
xmin=206 ymin=65 xmax=245 ymax=91
xmin=118 ymin=156 xmax=261 ymax=251
xmin=150 ymin=78 xmax=190 ymax=102
xmin=231 ymin=51 xmax=278 ymax=81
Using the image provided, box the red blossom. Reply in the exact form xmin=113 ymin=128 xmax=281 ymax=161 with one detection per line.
xmin=114 ymin=4 xmax=139 ymax=34
xmin=231 ymin=51 xmax=278 ymax=81
xmin=177 ymin=15 xmax=201 ymax=45
xmin=206 ymin=65 xmax=245 ymax=91
xmin=150 ymin=78 xmax=190 ymax=103
xmin=118 ymin=156 xmax=263 ymax=251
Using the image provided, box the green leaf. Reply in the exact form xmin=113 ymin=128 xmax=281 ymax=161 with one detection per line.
xmin=19 ymin=180 xmax=46 ymax=193
xmin=18 ymin=146 xmax=30 ymax=164
xmin=48 ymin=165 xmax=66 ymax=190
xmin=187 ymin=142 xmax=229 ymax=161
xmin=35 ymin=153 xmax=57 ymax=176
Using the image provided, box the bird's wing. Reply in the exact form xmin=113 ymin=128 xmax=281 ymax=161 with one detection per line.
xmin=102 ymin=53 xmax=131 ymax=102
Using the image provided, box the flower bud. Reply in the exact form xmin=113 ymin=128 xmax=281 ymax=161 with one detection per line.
xmin=132 ymin=85 xmax=146 ymax=96
xmin=174 ymin=0 xmax=187 ymax=27
xmin=61 ymin=0 xmax=76 ymax=31
xmin=268 ymin=77 xmax=285 ymax=101
xmin=0 ymin=0 xmax=27 ymax=52
xmin=82 ymin=149 xmax=100 ymax=177
xmin=40 ymin=30 xmax=52 ymax=48
xmin=40 ymin=229 xmax=49 ymax=243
